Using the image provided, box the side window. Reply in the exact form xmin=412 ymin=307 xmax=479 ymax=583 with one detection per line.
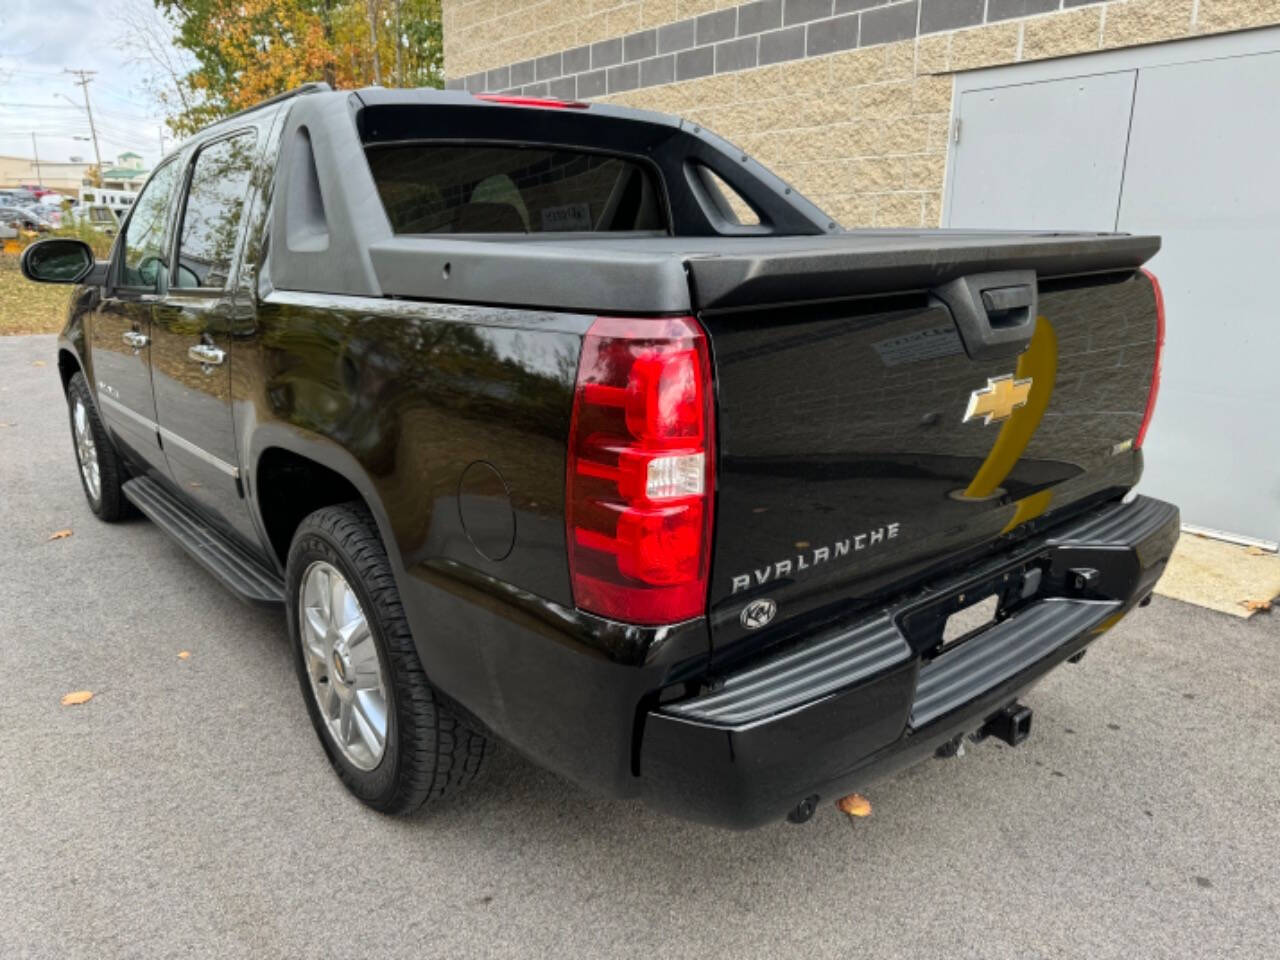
xmin=120 ymin=159 xmax=180 ymax=289
xmin=174 ymin=132 xmax=258 ymax=289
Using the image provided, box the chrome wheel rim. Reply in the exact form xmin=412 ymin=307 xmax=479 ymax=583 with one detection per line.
xmin=298 ymin=561 xmax=389 ymax=771
xmin=72 ymin=398 xmax=101 ymax=503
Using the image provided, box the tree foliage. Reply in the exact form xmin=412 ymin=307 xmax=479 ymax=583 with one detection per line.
xmin=152 ymin=0 xmax=443 ymax=135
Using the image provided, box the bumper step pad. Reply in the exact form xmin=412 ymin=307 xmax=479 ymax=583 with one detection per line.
xmin=122 ymin=476 xmax=284 ymax=605
xmin=910 ymin=598 xmax=1119 ymax=728
xmin=662 ymin=615 xmax=911 ymax=726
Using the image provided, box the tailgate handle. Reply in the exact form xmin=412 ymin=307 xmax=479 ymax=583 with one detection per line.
xmin=931 ymin=270 xmax=1038 ymax=362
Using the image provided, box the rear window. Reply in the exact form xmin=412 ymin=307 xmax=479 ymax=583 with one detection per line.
xmin=366 ymin=144 xmax=667 ymax=235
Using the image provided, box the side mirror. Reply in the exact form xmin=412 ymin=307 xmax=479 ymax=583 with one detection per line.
xmin=20 ymin=238 xmax=95 ymax=284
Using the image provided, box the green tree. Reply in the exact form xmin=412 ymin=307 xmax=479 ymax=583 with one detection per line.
xmin=152 ymin=0 xmax=443 ymax=135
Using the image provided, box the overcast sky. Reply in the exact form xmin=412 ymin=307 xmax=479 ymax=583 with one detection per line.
xmin=0 ymin=0 xmax=178 ymax=173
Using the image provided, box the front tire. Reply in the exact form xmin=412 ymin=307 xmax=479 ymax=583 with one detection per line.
xmin=285 ymin=503 xmax=488 ymax=814
xmin=66 ymin=372 xmax=132 ymax=521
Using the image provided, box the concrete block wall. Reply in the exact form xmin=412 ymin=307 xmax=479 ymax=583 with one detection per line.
xmin=443 ymin=0 xmax=1280 ymax=227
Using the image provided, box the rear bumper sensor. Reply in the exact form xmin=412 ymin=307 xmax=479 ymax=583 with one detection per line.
xmin=639 ymin=495 xmax=1179 ymax=829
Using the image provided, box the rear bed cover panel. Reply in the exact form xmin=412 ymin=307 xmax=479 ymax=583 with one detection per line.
xmin=367 ymin=231 xmax=1158 ymax=314
xmin=681 ymin=231 xmax=1161 ymax=311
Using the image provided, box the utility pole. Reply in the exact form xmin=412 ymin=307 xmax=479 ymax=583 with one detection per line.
xmin=31 ymin=133 xmax=43 ymax=186
xmin=158 ymin=128 xmax=167 ymax=158
xmin=394 ymin=0 xmax=403 ymax=87
xmin=65 ymin=69 xmax=103 ymax=181
xmin=367 ymin=0 xmax=382 ymax=85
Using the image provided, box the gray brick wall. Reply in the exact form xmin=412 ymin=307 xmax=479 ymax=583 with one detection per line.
xmin=445 ymin=0 xmax=1106 ymax=97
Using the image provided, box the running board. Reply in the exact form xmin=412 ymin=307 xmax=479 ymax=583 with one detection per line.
xmin=122 ymin=476 xmax=285 ymax=605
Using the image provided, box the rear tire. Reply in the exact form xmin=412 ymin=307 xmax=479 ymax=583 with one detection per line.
xmin=66 ymin=372 xmax=132 ymax=521
xmin=285 ymin=502 xmax=488 ymax=814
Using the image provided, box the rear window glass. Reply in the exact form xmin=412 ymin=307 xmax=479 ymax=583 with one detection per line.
xmin=366 ymin=144 xmax=666 ymax=235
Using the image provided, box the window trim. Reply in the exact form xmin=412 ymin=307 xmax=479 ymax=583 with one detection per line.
xmin=113 ymin=154 xmax=185 ymax=294
xmin=363 ymin=138 xmax=674 ymax=238
xmin=168 ymin=126 xmax=261 ymax=296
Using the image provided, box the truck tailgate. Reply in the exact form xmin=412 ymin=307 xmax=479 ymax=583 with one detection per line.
xmin=691 ymin=231 xmax=1162 ymax=657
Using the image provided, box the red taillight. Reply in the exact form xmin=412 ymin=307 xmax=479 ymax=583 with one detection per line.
xmin=1135 ymin=268 xmax=1165 ymax=449
xmin=566 ymin=316 xmax=715 ymax=625
xmin=474 ymin=94 xmax=588 ymax=109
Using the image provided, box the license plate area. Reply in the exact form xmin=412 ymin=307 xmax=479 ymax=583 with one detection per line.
xmin=941 ymin=593 xmax=999 ymax=648
xmin=898 ymin=555 xmax=1050 ymax=660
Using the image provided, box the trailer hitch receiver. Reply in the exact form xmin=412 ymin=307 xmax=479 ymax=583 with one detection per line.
xmin=982 ymin=703 xmax=1033 ymax=747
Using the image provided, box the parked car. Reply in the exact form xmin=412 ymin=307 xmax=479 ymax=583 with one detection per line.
xmin=20 ymin=84 xmax=1178 ymax=829
xmin=33 ymin=200 xmax=65 ymax=227
xmin=0 ymin=188 xmax=39 ymax=206
xmin=0 ymin=205 xmax=53 ymax=232
xmin=68 ymin=203 xmax=118 ymax=235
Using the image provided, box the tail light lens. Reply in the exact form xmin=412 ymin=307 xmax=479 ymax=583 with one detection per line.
xmin=566 ymin=316 xmax=715 ymax=625
xmin=1135 ymin=268 xmax=1165 ymax=449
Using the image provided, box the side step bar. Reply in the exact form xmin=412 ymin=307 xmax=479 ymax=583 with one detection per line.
xmin=122 ymin=476 xmax=285 ymax=605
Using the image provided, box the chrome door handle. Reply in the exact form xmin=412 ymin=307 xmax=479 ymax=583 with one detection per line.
xmin=122 ymin=330 xmax=149 ymax=349
xmin=188 ymin=344 xmax=226 ymax=366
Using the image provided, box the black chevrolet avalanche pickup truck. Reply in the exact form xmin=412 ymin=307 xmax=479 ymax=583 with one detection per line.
xmin=22 ymin=84 xmax=1178 ymax=829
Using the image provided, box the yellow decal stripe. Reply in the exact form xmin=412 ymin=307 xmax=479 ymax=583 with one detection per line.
xmin=964 ymin=316 xmax=1058 ymax=500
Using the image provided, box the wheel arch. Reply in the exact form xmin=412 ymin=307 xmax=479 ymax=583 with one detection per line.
xmin=57 ymin=346 xmax=82 ymax=394
xmin=248 ymin=428 xmax=403 ymax=576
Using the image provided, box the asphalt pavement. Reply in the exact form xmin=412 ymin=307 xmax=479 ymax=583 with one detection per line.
xmin=1 ymin=333 xmax=1277 ymax=959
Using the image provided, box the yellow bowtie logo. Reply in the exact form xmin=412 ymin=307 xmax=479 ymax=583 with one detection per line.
xmin=963 ymin=375 xmax=1033 ymax=425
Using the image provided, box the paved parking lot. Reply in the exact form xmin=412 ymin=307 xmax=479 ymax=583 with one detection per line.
xmin=1 ymin=333 xmax=1277 ymax=959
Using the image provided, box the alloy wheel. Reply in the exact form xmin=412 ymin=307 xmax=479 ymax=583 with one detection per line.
xmin=72 ymin=398 xmax=101 ymax=503
xmin=298 ymin=560 xmax=390 ymax=771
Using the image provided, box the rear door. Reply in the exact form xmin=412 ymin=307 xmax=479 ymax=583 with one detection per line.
xmin=150 ymin=130 xmax=260 ymax=544
xmin=89 ymin=157 xmax=182 ymax=473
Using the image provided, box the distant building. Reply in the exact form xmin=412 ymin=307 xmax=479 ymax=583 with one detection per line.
xmin=0 ymin=154 xmax=91 ymax=195
xmin=79 ymin=152 xmax=151 ymax=217
xmin=98 ymin=152 xmax=149 ymax=191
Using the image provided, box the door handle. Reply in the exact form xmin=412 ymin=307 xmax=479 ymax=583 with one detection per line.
xmin=188 ymin=344 xmax=226 ymax=366
xmin=122 ymin=330 xmax=149 ymax=349
xmin=931 ymin=270 xmax=1038 ymax=362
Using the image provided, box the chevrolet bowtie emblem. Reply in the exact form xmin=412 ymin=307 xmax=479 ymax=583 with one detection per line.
xmin=963 ymin=374 xmax=1033 ymax=425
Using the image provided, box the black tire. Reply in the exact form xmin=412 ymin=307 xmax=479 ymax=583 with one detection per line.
xmin=66 ymin=371 xmax=133 ymax=521
xmin=285 ymin=502 xmax=488 ymax=814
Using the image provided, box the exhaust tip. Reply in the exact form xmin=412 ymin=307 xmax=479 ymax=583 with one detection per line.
xmin=786 ymin=794 xmax=819 ymax=824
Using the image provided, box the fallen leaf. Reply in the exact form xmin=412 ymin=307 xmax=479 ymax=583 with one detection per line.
xmin=1245 ymin=546 xmax=1266 ymax=556
xmin=177 ymin=651 xmax=191 ymax=660
xmin=61 ymin=690 xmax=93 ymax=706
xmin=836 ymin=793 xmax=872 ymax=818
xmin=1240 ymin=598 xmax=1272 ymax=612
xmin=30 ymin=360 xmax=46 ymax=367
xmin=48 ymin=529 xmax=73 ymax=541
xmin=0 ymin=421 xmax=12 ymax=428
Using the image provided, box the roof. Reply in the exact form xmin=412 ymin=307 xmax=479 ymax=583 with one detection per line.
xmin=100 ymin=167 xmax=147 ymax=179
xmin=118 ymin=152 xmax=142 ymax=159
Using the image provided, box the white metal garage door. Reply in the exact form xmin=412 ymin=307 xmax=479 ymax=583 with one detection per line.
xmin=944 ymin=29 xmax=1280 ymax=549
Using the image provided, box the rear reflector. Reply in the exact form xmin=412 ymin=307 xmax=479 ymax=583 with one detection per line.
xmin=474 ymin=94 xmax=588 ymax=109
xmin=566 ymin=316 xmax=715 ymax=625
xmin=1135 ymin=268 xmax=1165 ymax=449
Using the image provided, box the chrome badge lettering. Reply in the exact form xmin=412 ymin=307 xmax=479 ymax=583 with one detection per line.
xmin=730 ymin=523 xmax=901 ymax=594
